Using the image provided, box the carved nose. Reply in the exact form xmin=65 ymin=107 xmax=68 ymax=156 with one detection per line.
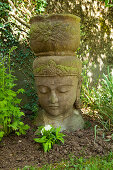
xmin=49 ymin=91 xmax=58 ymax=104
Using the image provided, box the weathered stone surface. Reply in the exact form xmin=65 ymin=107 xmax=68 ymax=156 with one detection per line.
xmin=30 ymin=14 xmax=80 ymax=56
xmin=34 ymin=109 xmax=84 ymax=132
xmin=30 ymin=14 xmax=84 ymax=131
xmin=33 ymin=56 xmax=84 ymax=131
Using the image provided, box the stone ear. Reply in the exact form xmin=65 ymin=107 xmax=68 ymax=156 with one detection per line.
xmin=74 ymin=76 xmax=82 ymax=109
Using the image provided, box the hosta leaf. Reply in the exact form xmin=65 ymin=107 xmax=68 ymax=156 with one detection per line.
xmin=58 ymin=137 xmax=64 ymax=144
xmin=34 ymin=136 xmax=47 ymax=143
xmin=48 ymin=142 xmax=52 ymax=150
xmin=43 ymin=142 xmax=49 ymax=152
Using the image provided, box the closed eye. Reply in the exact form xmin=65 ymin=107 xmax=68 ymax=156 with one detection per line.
xmin=57 ymin=85 xmax=72 ymax=93
xmin=38 ymin=86 xmax=50 ymax=94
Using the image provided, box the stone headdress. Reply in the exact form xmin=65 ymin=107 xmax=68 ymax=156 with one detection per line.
xmin=33 ymin=56 xmax=82 ymax=78
xmin=30 ymin=14 xmax=82 ymax=109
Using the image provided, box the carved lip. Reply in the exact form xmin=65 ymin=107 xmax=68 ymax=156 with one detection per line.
xmin=48 ymin=105 xmax=59 ymax=109
xmin=30 ymin=14 xmax=81 ymax=24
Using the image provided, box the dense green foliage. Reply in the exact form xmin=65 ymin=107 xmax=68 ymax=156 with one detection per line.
xmin=0 ymin=47 xmax=29 ymax=141
xmin=81 ymin=66 xmax=113 ymax=130
xmin=34 ymin=125 xmax=65 ymax=152
xmin=0 ymin=0 xmax=47 ymax=113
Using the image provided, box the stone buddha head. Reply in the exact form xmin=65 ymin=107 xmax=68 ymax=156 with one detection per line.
xmin=30 ymin=14 xmax=84 ymax=131
xmin=33 ymin=56 xmax=82 ymax=119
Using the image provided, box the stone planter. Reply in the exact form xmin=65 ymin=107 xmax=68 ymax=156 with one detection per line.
xmin=30 ymin=14 xmax=84 ymax=131
xmin=30 ymin=14 xmax=80 ymax=56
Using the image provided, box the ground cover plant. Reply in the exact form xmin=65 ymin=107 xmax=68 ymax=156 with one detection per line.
xmin=0 ymin=47 xmax=29 ymax=141
xmin=21 ymin=151 xmax=113 ymax=169
xmin=34 ymin=125 xmax=65 ymax=152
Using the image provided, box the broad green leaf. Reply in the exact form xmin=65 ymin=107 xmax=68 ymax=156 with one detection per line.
xmin=48 ymin=142 xmax=52 ymax=150
xmin=43 ymin=142 xmax=49 ymax=152
xmin=34 ymin=136 xmax=47 ymax=143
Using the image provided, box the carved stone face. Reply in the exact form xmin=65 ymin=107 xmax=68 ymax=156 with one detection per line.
xmin=35 ymin=76 xmax=78 ymax=117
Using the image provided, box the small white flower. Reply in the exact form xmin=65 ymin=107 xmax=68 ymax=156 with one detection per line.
xmin=41 ymin=125 xmax=52 ymax=135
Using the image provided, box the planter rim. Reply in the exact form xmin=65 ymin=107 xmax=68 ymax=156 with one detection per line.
xmin=30 ymin=14 xmax=81 ymax=24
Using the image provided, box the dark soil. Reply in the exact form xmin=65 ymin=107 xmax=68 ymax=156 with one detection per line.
xmin=0 ymin=112 xmax=113 ymax=170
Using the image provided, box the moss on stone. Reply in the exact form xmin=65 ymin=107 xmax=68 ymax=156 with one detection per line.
xmin=30 ymin=21 xmax=78 ymax=41
xmin=33 ymin=59 xmax=80 ymax=76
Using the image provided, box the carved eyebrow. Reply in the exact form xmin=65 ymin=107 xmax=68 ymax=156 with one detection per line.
xmin=57 ymin=85 xmax=73 ymax=87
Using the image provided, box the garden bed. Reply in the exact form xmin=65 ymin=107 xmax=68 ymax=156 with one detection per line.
xmin=0 ymin=113 xmax=112 ymax=170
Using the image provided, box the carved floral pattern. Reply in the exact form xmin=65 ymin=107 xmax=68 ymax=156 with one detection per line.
xmin=34 ymin=60 xmax=78 ymax=77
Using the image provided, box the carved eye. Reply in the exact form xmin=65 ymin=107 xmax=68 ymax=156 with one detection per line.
xmin=57 ymin=85 xmax=72 ymax=93
xmin=38 ymin=86 xmax=50 ymax=94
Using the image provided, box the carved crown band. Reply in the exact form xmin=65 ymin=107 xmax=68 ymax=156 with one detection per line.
xmin=33 ymin=60 xmax=80 ymax=77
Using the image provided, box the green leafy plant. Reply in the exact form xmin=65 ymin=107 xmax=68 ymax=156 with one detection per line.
xmin=21 ymin=152 xmax=113 ymax=169
xmin=34 ymin=125 xmax=65 ymax=152
xmin=97 ymin=68 xmax=113 ymax=129
xmin=80 ymin=60 xmax=98 ymax=110
xmin=0 ymin=46 xmax=30 ymax=141
xmin=81 ymin=67 xmax=113 ymax=130
xmin=94 ymin=125 xmax=113 ymax=143
xmin=0 ymin=0 xmax=47 ymax=115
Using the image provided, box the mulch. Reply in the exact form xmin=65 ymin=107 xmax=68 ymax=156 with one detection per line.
xmin=0 ymin=112 xmax=113 ymax=170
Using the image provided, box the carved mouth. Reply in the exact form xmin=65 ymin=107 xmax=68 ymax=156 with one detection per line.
xmin=48 ymin=105 xmax=59 ymax=109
